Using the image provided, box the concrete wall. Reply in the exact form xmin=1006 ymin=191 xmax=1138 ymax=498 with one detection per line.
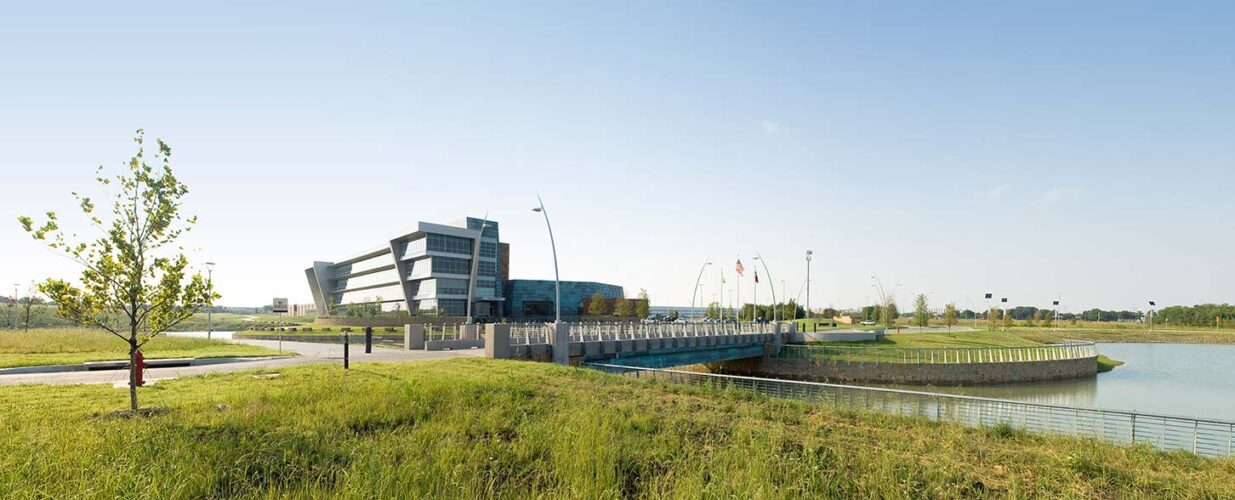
xmin=313 ymin=317 xmax=466 ymax=327
xmin=798 ymin=331 xmax=877 ymax=343
xmin=715 ymin=355 xmax=1097 ymax=385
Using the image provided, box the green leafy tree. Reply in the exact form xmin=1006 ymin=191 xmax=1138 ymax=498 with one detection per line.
xmin=705 ymin=301 xmax=721 ymax=319
xmin=667 ymin=310 xmax=680 ymax=321
xmin=1003 ymin=310 xmax=1013 ymax=330
xmin=613 ymin=297 xmax=636 ymax=317
xmin=636 ymin=289 xmax=651 ymax=318
xmin=18 ymin=129 xmax=217 ymax=411
xmin=913 ymin=294 xmax=930 ymax=327
xmin=988 ymin=307 xmax=1000 ymax=331
xmin=587 ymin=292 xmax=611 ymax=316
xmin=943 ymin=303 xmax=957 ymax=330
xmin=880 ymin=300 xmax=899 ymax=327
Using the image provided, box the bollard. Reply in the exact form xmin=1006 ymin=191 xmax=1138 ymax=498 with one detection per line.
xmin=364 ymin=326 xmax=373 ymax=354
xmin=343 ymin=331 xmax=350 ymax=370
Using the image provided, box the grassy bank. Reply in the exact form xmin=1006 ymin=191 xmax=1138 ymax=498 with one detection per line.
xmin=1006 ymin=326 xmax=1235 ymax=345
xmin=0 ymin=328 xmax=283 ymax=368
xmin=1 ymin=359 xmax=1232 ymax=497
xmin=1097 ymin=355 xmax=1124 ymax=373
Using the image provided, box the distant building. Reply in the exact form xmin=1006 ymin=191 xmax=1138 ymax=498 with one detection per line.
xmin=306 ymin=216 xmax=623 ymax=321
xmin=648 ymin=306 xmax=708 ymax=319
xmin=290 ymin=303 xmax=317 ymax=317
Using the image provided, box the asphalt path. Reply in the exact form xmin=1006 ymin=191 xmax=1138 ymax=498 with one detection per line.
xmin=0 ymin=338 xmax=483 ymax=386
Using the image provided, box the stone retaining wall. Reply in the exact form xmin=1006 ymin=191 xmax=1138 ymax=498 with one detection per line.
xmin=714 ymin=354 xmax=1097 ymax=385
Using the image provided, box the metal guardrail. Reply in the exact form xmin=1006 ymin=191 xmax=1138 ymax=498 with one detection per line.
xmin=781 ymin=340 xmax=1097 ymax=364
xmin=424 ymin=324 xmax=461 ymax=341
xmin=586 ymin=363 xmax=1235 ymax=458
xmin=507 ymin=321 xmax=780 ymax=345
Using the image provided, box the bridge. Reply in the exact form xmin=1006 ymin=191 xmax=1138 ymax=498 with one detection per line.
xmin=480 ymin=322 xmax=791 ymax=367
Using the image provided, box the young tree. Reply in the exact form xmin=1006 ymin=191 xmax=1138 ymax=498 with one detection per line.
xmin=18 ymin=130 xmax=217 ymax=411
xmin=19 ymin=283 xmax=40 ymax=331
xmin=880 ymin=300 xmax=899 ymax=327
xmin=636 ymin=289 xmax=651 ymax=318
xmin=988 ymin=307 xmax=1000 ymax=331
xmin=1003 ymin=310 xmax=1013 ymax=330
xmin=667 ymin=310 xmax=679 ymax=321
xmin=913 ymin=294 xmax=930 ymax=327
xmin=587 ymin=292 xmax=611 ymax=316
xmin=943 ymin=303 xmax=957 ymax=331
xmin=613 ymin=297 xmax=635 ymax=317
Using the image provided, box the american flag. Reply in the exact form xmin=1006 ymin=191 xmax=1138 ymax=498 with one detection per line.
xmin=754 ymin=269 xmax=759 ymax=283
xmin=735 ymin=259 xmax=745 ymax=277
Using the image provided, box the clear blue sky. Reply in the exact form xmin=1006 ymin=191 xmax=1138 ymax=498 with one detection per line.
xmin=1 ymin=1 xmax=1232 ymax=313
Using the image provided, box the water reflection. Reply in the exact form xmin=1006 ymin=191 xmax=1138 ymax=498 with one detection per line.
xmin=880 ymin=343 xmax=1235 ymax=420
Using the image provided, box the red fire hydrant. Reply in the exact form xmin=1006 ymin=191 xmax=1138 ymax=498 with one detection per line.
xmin=131 ymin=350 xmax=147 ymax=387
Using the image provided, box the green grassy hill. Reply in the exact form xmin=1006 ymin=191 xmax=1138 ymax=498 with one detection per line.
xmin=2 ymin=358 xmax=1231 ymax=497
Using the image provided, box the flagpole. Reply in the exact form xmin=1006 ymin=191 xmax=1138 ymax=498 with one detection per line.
xmin=736 ymin=255 xmax=741 ymax=322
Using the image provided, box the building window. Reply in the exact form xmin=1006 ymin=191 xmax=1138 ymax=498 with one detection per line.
xmin=426 ymin=234 xmax=473 ymax=255
xmin=435 ymin=278 xmax=469 ymax=296
xmin=522 ymin=300 xmax=554 ymax=317
xmin=479 ymin=241 xmax=496 ymax=258
xmin=431 ymin=256 xmax=472 ymax=275
xmin=478 ymin=261 xmax=496 ymax=277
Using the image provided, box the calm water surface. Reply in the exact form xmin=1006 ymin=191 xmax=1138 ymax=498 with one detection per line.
xmin=893 ymin=343 xmax=1235 ymax=421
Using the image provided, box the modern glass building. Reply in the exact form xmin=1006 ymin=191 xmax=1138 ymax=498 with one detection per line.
xmin=504 ymin=280 xmax=624 ymax=319
xmin=306 ymin=217 xmax=503 ymax=318
xmin=307 ymin=216 xmax=626 ymax=320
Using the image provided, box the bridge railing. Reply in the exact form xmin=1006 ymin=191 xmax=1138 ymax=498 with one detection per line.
xmin=565 ymin=322 xmax=776 ymax=343
xmin=779 ymin=340 xmax=1097 ymax=365
xmin=586 ymin=363 xmax=1235 ymax=458
xmin=506 ymin=321 xmax=780 ymax=345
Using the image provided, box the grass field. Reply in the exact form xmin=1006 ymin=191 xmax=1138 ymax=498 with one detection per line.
xmin=0 ymin=328 xmax=283 ymax=368
xmin=1 ymin=358 xmax=1232 ymax=497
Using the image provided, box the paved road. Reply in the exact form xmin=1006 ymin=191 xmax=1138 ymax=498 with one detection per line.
xmin=0 ymin=338 xmax=483 ymax=386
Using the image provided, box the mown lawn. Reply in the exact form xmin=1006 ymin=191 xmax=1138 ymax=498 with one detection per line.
xmin=0 ymin=328 xmax=283 ymax=368
xmin=1 ymin=358 xmax=1231 ymax=498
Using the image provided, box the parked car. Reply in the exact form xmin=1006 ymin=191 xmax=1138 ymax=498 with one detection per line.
xmin=859 ymin=320 xmax=876 ymax=326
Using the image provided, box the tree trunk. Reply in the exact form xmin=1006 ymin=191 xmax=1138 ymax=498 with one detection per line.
xmin=128 ymin=339 xmax=139 ymax=411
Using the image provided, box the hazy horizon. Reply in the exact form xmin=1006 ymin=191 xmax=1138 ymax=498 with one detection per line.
xmin=2 ymin=1 xmax=1232 ymax=312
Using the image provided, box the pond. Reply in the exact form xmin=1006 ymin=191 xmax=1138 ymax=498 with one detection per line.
xmin=891 ymin=343 xmax=1235 ymax=421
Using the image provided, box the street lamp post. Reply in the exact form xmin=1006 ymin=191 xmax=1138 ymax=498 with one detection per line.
xmin=690 ymin=260 xmax=712 ymax=310
xmin=10 ymin=283 xmax=18 ymax=330
xmin=1148 ymin=300 xmax=1156 ymax=331
xmin=753 ymin=253 xmax=777 ymax=322
xmin=206 ymin=262 xmax=215 ymax=340
xmin=532 ymin=195 xmax=560 ymax=323
xmin=805 ymin=250 xmax=813 ymax=320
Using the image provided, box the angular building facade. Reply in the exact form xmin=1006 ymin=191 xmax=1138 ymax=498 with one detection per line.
xmin=306 ymin=217 xmax=503 ymax=318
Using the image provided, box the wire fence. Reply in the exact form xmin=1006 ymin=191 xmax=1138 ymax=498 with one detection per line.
xmin=506 ymin=321 xmax=781 ymax=345
xmin=586 ymin=363 xmax=1235 ymax=458
xmin=780 ymin=340 xmax=1097 ymax=364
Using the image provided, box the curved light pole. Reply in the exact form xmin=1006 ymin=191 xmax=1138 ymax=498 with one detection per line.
xmin=690 ymin=260 xmax=712 ymax=310
xmin=870 ymin=275 xmax=901 ymax=329
xmin=206 ymin=262 xmax=215 ymax=339
xmin=532 ymin=195 xmax=560 ymax=323
xmin=753 ymin=253 xmax=777 ymax=321
xmin=465 ymin=213 xmax=491 ymax=324
xmin=805 ymin=250 xmax=813 ymax=319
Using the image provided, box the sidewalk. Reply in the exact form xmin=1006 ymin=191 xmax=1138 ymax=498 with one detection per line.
xmin=0 ymin=338 xmax=483 ymax=386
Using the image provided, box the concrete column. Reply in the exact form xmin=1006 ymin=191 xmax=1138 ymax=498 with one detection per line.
xmin=485 ymin=324 xmax=511 ymax=359
xmin=552 ymin=322 xmax=570 ymax=365
xmin=405 ymin=324 xmax=425 ymax=350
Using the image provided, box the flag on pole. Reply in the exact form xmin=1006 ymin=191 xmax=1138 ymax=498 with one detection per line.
xmin=754 ymin=268 xmax=760 ymax=283
xmin=735 ymin=259 xmax=745 ymax=277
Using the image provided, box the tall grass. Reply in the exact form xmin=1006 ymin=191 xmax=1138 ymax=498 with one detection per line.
xmin=1 ymin=358 xmax=1231 ymax=497
xmin=0 ymin=328 xmax=281 ymax=368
